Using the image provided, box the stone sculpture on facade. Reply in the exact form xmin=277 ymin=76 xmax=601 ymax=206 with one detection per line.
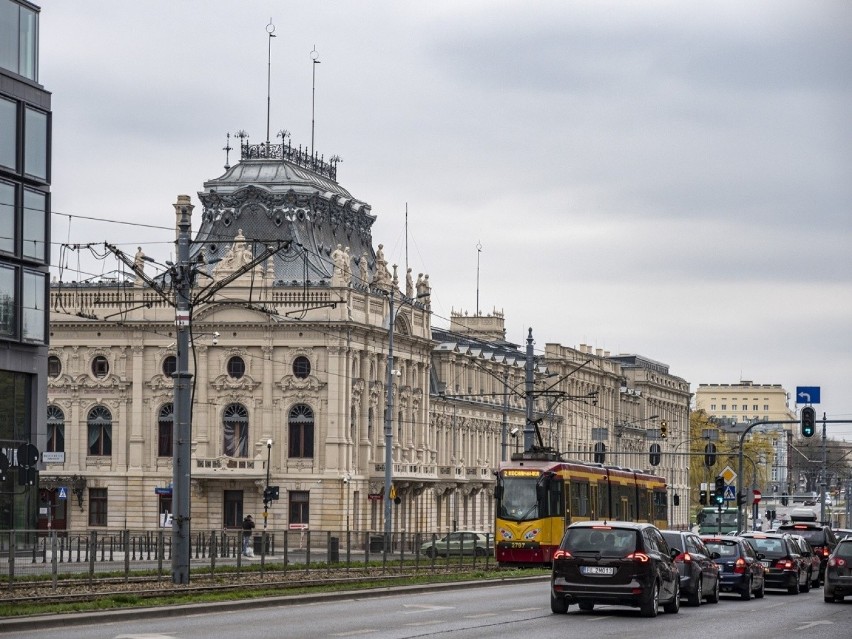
xmin=358 ymin=252 xmax=369 ymax=287
xmin=373 ymin=243 xmax=392 ymax=290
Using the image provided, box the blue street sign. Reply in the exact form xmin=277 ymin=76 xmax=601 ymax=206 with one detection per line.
xmin=796 ymin=386 xmax=821 ymax=404
xmin=723 ymin=485 xmax=737 ymax=501
xmin=57 ymin=487 xmax=68 ymax=500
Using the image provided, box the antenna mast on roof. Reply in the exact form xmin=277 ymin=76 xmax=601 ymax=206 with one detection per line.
xmin=476 ymin=241 xmax=482 ymax=315
xmin=266 ymin=19 xmax=276 ymax=145
xmin=311 ymin=45 xmax=320 ymax=157
xmin=405 ymin=202 xmax=409 ymax=274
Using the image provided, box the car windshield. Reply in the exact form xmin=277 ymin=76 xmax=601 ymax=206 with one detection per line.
xmin=564 ymin=527 xmax=636 ymax=555
xmin=744 ymin=537 xmax=786 ymax=558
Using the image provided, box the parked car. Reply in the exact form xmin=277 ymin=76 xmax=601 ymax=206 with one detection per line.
xmin=701 ymin=535 xmax=766 ymax=600
xmin=787 ymin=533 xmax=822 ymax=588
xmin=551 ymin=521 xmax=680 ymax=617
xmin=776 ymin=522 xmax=838 ymax=584
xmin=420 ymin=531 xmax=492 ymax=558
xmin=824 ymin=536 xmax=852 ymax=603
xmin=740 ymin=532 xmax=811 ymax=594
xmin=660 ymin=530 xmax=720 ymax=605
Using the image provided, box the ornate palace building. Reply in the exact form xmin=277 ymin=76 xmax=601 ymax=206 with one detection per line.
xmin=42 ymin=137 xmax=692 ymax=534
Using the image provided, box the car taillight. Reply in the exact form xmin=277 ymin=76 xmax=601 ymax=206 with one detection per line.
xmin=821 ymin=547 xmax=830 ymax=558
xmin=627 ymin=552 xmax=650 ymax=563
xmin=828 ymin=557 xmax=846 ymax=568
xmin=775 ymin=559 xmax=794 ymax=570
xmin=734 ymin=558 xmax=747 ymax=574
xmin=674 ymin=552 xmax=693 ymax=563
xmin=553 ymin=549 xmax=572 ymax=560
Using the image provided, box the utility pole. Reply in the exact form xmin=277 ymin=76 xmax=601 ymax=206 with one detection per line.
xmin=172 ymin=197 xmax=194 ymax=584
xmin=383 ymin=270 xmax=397 ymax=551
xmin=523 ymin=328 xmax=535 ymax=452
xmin=821 ymin=412 xmax=827 ymax=525
xmin=501 ymin=370 xmax=509 ymax=462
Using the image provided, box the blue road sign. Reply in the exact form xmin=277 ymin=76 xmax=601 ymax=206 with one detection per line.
xmin=723 ymin=485 xmax=737 ymax=501
xmin=796 ymin=386 xmax=821 ymax=404
xmin=57 ymin=487 xmax=68 ymax=500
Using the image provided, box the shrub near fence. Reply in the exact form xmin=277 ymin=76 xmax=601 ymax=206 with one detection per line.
xmin=2 ymin=530 xmax=493 ymax=587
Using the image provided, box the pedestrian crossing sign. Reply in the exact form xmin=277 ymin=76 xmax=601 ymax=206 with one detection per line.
xmin=57 ymin=487 xmax=68 ymax=499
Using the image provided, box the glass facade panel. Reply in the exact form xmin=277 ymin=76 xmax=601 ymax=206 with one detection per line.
xmin=0 ymin=180 xmax=14 ymax=253
xmin=0 ymin=97 xmax=15 ymax=170
xmin=22 ymin=188 xmax=45 ymax=260
xmin=24 ymin=107 xmax=47 ymax=179
xmin=0 ymin=263 xmax=16 ymax=338
xmin=18 ymin=3 xmax=37 ymax=81
xmin=0 ymin=1 xmax=18 ymax=75
xmin=22 ymin=268 xmax=44 ymax=342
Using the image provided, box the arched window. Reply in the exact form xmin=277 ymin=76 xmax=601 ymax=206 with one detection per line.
xmin=158 ymin=403 xmax=174 ymax=457
xmin=293 ymin=356 xmax=311 ymax=379
xmin=223 ymin=403 xmax=249 ymax=457
xmin=46 ymin=405 xmax=64 ymax=453
xmin=87 ymin=405 xmax=112 ymax=456
xmin=288 ymin=404 xmax=314 ymax=458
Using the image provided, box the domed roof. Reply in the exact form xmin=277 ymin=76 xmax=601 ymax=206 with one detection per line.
xmin=192 ymin=142 xmax=376 ymax=286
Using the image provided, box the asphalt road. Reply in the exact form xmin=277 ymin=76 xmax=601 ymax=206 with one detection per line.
xmin=5 ymin=578 xmax=851 ymax=639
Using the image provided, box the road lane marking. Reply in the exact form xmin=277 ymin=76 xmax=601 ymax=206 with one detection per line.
xmin=329 ymin=631 xmax=378 ymax=637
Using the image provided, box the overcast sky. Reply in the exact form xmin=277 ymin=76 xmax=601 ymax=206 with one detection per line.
xmin=38 ymin=1 xmax=852 ymax=438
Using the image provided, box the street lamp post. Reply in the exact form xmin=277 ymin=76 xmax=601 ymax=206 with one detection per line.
xmin=264 ymin=439 xmax=272 ymax=532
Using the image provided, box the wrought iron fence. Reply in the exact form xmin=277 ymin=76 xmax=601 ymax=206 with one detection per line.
xmin=1 ymin=529 xmax=494 ymax=587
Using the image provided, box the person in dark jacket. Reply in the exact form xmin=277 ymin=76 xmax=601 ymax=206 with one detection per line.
xmin=242 ymin=515 xmax=255 ymax=556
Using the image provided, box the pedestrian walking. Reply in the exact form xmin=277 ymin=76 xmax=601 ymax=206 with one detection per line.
xmin=242 ymin=515 xmax=255 ymax=556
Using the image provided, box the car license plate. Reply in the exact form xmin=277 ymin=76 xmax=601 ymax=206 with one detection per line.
xmin=760 ymin=561 xmax=770 ymax=567
xmin=581 ymin=566 xmax=615 ymax=575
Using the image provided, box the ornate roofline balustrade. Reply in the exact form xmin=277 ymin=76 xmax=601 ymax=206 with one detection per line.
xmin=240 ymin=139 xmax=339 ymax=181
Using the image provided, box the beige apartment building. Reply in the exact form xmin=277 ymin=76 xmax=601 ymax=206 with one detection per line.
xmin=695 ymin=381 xmax=795 ymax=494
xmin=41 ymin=139 xmax=692 ymax=534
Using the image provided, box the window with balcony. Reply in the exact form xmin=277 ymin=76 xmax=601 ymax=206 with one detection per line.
xmin=288 ymin=404 xmax=314 ymax=458
xmin=87 ymin=405 xmax=112 ymax=456
xmin=223 ymin=402 xmax=249 ymax=457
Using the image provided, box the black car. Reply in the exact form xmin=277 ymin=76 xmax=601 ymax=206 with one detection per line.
xmin=740 ymin=532 xmax=811 ymax=594
xmin=824 ymin=536 xmax=852 ymax=602
xmin=661 ymin=530 xmax=720 ymax=606
xmin=701 ymin=535 xmax=766 ymax=600
xmin=551 ymin=521 xmax=680 ymax=617
xmin=776 ymin=522 xmax=838 ymax=584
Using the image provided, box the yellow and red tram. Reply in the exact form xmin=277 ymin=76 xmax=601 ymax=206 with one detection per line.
xmin=494 ymin=451 xmax=668 ymax=566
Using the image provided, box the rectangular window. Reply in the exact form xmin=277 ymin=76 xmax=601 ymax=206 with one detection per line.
xmin=289 ymin=490 xmax=309 ymax=525
xmin=158 ymin=420 xmax=173 ymax=457
xmin=88 ymin=487 xmax=108 ymax=526
xmin=158 ymin=495 xmax=172 ymax=527
xmin=22 ymin=269 xmax=45 ymax=343
xmin=0 ymin=0 xmax=38 ymax=81
xmin=731 ymin=405 xmax=737 ymax=411
xmin=721 ymin=404 xmax=727 ymax=411
xmin=46 ymin=422 xmax=64 ymax=452
xmin=0 ymin=263 xmax=16 ymax=338
xmin=753 ymin=404 xmax=759 ymax=411
xmin=0 ymin=97 xmax=15 ymax=171
xmin=288 ymin=423 xmax=314 ymax=458
xmin=764 ymin=404 xmax=769 ymax=411
xmin=18 ymin=2 xmax=38 ymax=81
xmin=24 ymin=107 xmax=47 ymax=180
xmin=88 ymin=422 xmax=112 ymax=456
xmin=23 ymin=189 xmax=46 ymax=261
xmin=0 ymin=180 xmax=14 ymax=254
xmin=710 ymin=404 xmax=716 ymax=411
xmin=223 ymin=490 xmax=243 ymax=528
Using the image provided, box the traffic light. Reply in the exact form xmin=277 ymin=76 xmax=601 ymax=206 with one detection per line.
xmin=704 ymin=442 xmax=716 ymax=468
xmin=649 ymin=443 xmax=661 ymax=466
xmin=660 ymin=420 xmax=668 ymax=439
xmin=736 ymin=492 xmax=746 ymax=507
xmin=699 ymin=489 xmax=708 ymax=505
xmin=263 ymin=485 xmax=279 ymax=505
xmin=781 ymin=492 xmax=788 ymax=507
xmin=800 ymin=406 xmax=816 ymax=438
xmin=713 ymin=476 xmax=725 ymax=505
xmin=593 ymin=442 xmax=606 ymax=464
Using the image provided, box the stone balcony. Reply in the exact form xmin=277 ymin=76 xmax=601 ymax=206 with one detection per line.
xmin=194 ymin=456 xmax=267 ymax=478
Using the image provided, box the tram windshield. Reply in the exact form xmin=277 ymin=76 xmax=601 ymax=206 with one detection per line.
xmin=497 ymin=473 xmax=540 ymax=521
